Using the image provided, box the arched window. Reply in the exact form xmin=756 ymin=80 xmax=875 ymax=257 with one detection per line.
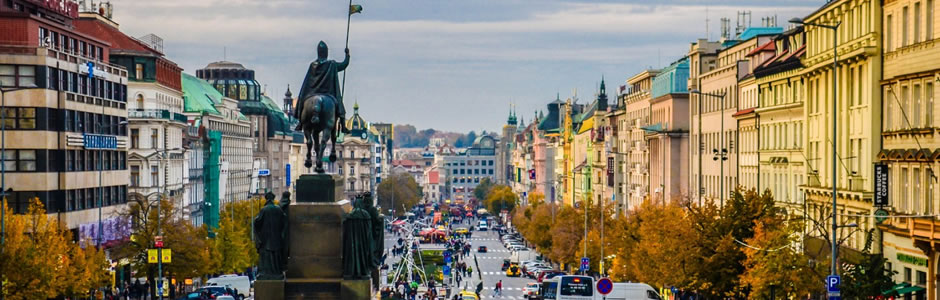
xmin=136 ymin=94 xmax=144 ymax=109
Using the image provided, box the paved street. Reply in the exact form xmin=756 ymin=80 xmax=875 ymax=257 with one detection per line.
xmin=382 ymin=225 xmax=537 ymax=300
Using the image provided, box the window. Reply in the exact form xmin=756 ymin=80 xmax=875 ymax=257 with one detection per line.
xmin=915 ymin=168 xmax=923 ymax=212
xmin=902 ymin=167 xmax=910 ymax=212
xmin=903 ymin=85 xmax=911 ymax=127
xmin=1 ymin=150 xmax=36 ymax=171
xmin=928 ymin=82 xmax=935 ymax=127
xmin=151 ymin=165 xmax=159 ymax=187
xmin=915 ymin=84 xmax=923 ymax=127
xmin=916 ymin=2 xmax=922 ymax=43
xmin=904 ymin=6 xmax=910 ymax=46
xmin=0 ymin=107 xmax=36 ymax=130
xmin=151 ymin=129 xmax=159 ymax=149
xmin=131 ymin=129 xmax=139 ymax=149
xmin=66 ymin=150 xmax=74 ymax=171
xmin=929 ymin=0 xmax=935 ymax=40
xmin=905 ymin=267 xmax=913 ymax=283
xmin=0 ymin=65 xmax=36 ymax=88
xmin=135 ymin=63 xmax=143 ymax=80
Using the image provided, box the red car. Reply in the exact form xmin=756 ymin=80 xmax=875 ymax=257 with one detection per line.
xmin=537 ymin=270 xmax=566 ymax=282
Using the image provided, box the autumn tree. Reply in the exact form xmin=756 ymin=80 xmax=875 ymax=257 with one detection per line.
xmin=210 ymin=211 xmax=254 ymax=274
xmin=0 ymin=198 xmax=109 ymax=300
xmin=473 ymin=177 xmax=494 ymax=202
xmin=686 ymin=188 xmax=778 ymax=298
xmin=548 ymin=205 xmax=583 ymax=270
xmin=378 ymin=172 xmax=421 ymax=216
xmin=484 ymin=185 xmax=517 ymax=214
xmin=741 ymin=216 xmax=823 ymax=298
xmin=113 ymin=194 xmax=212 ymax=298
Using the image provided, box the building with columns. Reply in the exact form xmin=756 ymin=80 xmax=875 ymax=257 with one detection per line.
xmin=799 ymin=0 xmax=882 ymax=260
xmin=878 ymin=0 xmax=937 ymax=297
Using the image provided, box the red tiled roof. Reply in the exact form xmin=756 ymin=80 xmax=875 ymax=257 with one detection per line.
xmin=73 ymin=18 xmax=163 ymax=55
xmin=746 ymin=40 xmax=776 ymax=57
xmin=428 ymin=171 xmax=439 ymax=184
xmin=733 ymin=107 xmax=756 ymax=117
xmin=392 ymin=159 xmax=418 ymax=167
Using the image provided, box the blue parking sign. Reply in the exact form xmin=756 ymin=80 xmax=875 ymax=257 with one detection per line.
xmin=826 ymin=275 xmax=840 ymax=292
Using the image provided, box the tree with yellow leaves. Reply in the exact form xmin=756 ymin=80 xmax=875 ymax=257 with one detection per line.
xmin=0 ymin=198 xmax=109 ymax=299
xmin=741 ymin=216 xmax=823 ymax=298
xmin=484 ymin=185 xmax=517 ymax=214
xmin=210 ymin=209 xmax=255 ymax=274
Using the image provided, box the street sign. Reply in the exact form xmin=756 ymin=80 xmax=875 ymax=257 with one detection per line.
xmin=154 ymin=236 xmax=164 ymax=248
xmin=826 ymin=275 xmax=840 ymax=292
xmin=162 ymin=249 xmax=172 ymax=263
xmin=596 ymin=277 xmax=613 ymax=295
xmin=147 ymin=249 xmax=158 ymax=263
xmin=258 ymin=169 xmax=271 ymax=176
xmin=443 ymin=265 xmax=451 ymax=276
xmin=874 ymin=164 xmax=889 ymax=206
xmin=875 ymin=208 xmax=890 ymax=224
xmin=581 ymin=257 xmax=590 ymax=271
xmin=286 ymin=164 xmax=291 ymax=187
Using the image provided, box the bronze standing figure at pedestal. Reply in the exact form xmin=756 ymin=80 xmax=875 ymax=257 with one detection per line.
xmin=343 ymin=195 xmax=375 ymax=279
xmin=254 ymin=192 xmax=288 ymax=280
xmin=295 ymin=41 xmax=350 ymax=173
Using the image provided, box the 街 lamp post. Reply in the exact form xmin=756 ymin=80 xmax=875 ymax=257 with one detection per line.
xmin=689 ymin=90 xmax=727 ymax=207
xmin=790 ymin=16 xmax=842 ymax=283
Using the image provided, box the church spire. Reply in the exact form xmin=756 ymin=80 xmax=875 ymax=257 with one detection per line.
xmin=283 ymin=84 xmax=293 ymax=116
xmin=507 ymin=102 xmax=518 ymax=126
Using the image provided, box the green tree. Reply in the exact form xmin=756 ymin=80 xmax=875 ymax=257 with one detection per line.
xmin=473 ymin=177 xmax=494 ymax=202
xmin=378 ymin=172 xmax=421 ymax=216
xmin=484 ymin=185 xmax=517 ymax=214
xmin=842 ymin=246 xmax=897 ymax=298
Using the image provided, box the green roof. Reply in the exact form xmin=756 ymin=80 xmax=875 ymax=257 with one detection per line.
xmin=181 ymin=73 xmax=222 ymax=116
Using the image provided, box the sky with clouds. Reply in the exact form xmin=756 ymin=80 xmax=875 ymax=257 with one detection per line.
xmin=107 ymin=0 xmax=822 ymax=133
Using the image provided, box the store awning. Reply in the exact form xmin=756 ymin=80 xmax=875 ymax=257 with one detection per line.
xmin=883 ymin=282 xmax=926 ymax=296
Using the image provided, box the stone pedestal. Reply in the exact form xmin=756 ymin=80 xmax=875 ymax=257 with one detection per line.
xmin=285 ymin=201 xmax=351 ymax=279
xmin=267 ymin=173 xmax=372 ymax=299
xmin=253 ymin=280 xmax=284 ymax=300
xmin=296 ymin=174 xmax=344 ymax=203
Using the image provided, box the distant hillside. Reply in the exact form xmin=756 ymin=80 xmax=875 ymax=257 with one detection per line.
xmin=392 ymin=124 xmax=497 ymax=148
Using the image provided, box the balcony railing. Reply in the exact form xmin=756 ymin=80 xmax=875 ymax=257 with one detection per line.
xmin=129 ymin=109 xmax=189 ymax=124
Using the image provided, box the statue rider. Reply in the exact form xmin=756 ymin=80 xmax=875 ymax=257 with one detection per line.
xmin=294 ymin=41 xmax=350 ymax=133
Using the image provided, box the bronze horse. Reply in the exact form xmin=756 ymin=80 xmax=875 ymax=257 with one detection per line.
xmin=300 ymin=93 xmax=338 ymax=173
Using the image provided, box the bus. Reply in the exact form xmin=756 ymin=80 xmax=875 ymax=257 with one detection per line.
xmin=539 ymin=275 xmax=594 ymax=300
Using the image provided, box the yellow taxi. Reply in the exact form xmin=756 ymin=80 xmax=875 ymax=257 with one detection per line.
xmin=460 ymin=290 xmax=479 ymax=300
xmin=506 ymin=263 xmax=521 ymax=277
xmin=455 ymin=227 xmax=469 ymax=234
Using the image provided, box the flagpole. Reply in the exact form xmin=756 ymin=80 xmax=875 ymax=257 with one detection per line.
xmin=341 ymin=0 xmax=352 ymax=97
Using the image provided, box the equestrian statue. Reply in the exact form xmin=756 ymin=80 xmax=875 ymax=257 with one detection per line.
xmin=295 ymin=41 xmax=350 ymax=173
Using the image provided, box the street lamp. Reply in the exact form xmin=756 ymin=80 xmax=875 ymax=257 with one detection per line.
xmin=790 ymin=16 xmax=841 ymax=281
xmin=690 ymin=90 xmax=727 ymax=207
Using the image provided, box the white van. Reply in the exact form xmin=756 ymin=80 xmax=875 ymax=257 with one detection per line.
xmin=477 ymin=220 xmax=488 ymax=231
xmin=206 ymin=274 xmax=251 ymax=298
xmin=603 ymin=282 xmax=661 ymax=300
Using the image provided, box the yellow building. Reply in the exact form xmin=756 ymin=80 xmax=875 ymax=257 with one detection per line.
xmin=799 ymin=0 xmax=883 ymax=258
xmin=694 ymin=29 xmax=780 ymax=206
xmin=877 ymin=0 xmax=938 ymax=297
xmin=622 ymin=70 xmax=658 ymax=209
xmin=754 ymin=27 xmax=809 ymax=214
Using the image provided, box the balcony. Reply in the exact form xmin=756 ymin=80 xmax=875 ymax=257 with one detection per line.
xmin=129 ymin=109 xmax=189 ymax=124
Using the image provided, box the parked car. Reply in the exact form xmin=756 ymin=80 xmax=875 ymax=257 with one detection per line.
xmin=206 ymin=274 xmax=251 ymax=298
xmin=537 ymin=270 xmax=566 ymax=282
xmin=508 ymin=244 xmax=528 ymax=251
xmin=527 ymin=266 xmax=551 ymax=278
xmin=523 ymin=282 xmax=540 ymax=297
xmin=477 ymin=246 xmax=488 ymax=253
